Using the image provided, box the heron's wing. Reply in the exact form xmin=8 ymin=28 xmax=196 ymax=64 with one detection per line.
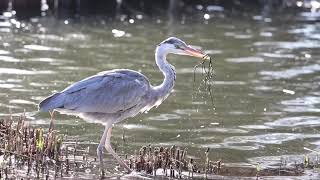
xmin=40 ymin=69 xmax=150 ymax=113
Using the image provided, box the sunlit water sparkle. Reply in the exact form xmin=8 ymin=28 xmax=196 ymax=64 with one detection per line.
xmin=0 ymin=11 xmax=320 ymax=176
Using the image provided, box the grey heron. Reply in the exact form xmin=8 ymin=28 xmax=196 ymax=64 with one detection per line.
xmin=39 ymin=37 xmax=210 ymax=173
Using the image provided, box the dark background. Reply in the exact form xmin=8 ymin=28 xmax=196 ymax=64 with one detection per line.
xmin=0 ymin=0 xmax=308 ymax=19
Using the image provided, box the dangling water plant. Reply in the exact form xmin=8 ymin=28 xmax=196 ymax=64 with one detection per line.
xmin=193 ymin=57 xmax=215 ymax=106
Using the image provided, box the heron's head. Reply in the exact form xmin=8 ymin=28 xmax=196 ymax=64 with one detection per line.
xmin=157 ymin=37 xmax=211 ymax=61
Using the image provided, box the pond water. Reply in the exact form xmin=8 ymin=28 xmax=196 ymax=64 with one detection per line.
xmin=1 ymin=11 xmax=320 ymax=174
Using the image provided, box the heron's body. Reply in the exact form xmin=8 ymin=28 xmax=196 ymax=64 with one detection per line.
xmin=40 ymin=69 xmax=174 ymax=124
xmin=39 ymin=37 xmax=209 ymax=174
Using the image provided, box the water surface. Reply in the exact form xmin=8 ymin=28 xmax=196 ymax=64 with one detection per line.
xmin=0 ymin=12 xmax=320 ymax=170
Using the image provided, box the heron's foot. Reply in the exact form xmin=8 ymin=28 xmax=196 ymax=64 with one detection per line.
xmin=97 ymin=145 xmax=106 ymax=177
xmin=100 ymin=169 xmax=105 ymax=178
xmin=122 ymin=167 xmax=132 ymax=174
xmin=123 ymin=163 xmax=132 ymax=173
xmin=48 ymin=110 xmax=55 ymax=132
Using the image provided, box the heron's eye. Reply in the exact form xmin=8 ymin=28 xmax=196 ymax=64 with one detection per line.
xmin=174 ymin=44 xmax=182 ymax=49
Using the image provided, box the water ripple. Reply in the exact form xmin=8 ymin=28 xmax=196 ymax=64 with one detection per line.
xmin=282 ymin=96 xmax=320 ymax=106
xmin=0 ymin=68 xmax=55 ymax=75
xmin=24 ymin=44 xmax=64 ymax=51
xmin=224 ymin=133 xmax=300 ymax=144
xmin=173 ymin=109 xmax=197 ymax=115
xmin=200 ymin=142 xmax=264 ymax=150
xmin=0 ymin=50 xmax=10 ymax=54
xmin=239 ymin=125 xmax=273 ymax=130
xmin=0 ymin=103 xmax=22 ymax=109
xmin=198 ymin=143 xmax=222 ymax=149
xmin=148 ymin=113 xmax=181 ymax=121
xmin=0 ymin=55 xmax=22 ymax=62
xmin=176 ymin=68 xmax=203 ymax=74
xmin=65 ymin=33 xmax=87 ymax=41
xmin=203 ymin=49 xmax=223 ymax=55
xmin=265 ymin=116 xmax=320 ymax=127
xmin=260 ymin=64 xmax=320 ymax=79
xmin=281 ymin=96 xmax=320 ymax=112
xmin=213 ymin=81 xmax=246 ymax=85
xmin=58 ymin=66 xmax=96 ymax=71
xmin=226 ymin=56 xmax=264 ymax=63
xmin=9 ymin=99 xmax=36 ymax=105
xmin=29 ymin=82 xmax=58 ymax=87
xmin=254 ymin=41 xmax=320 ymax=49
xmin=121 ymin=124 xmax=158 ymax=131
xmin=222 ymin=144 xmax=264 ymax=151
xmin=248 ymin=155 xmax=307 ymax=167
xmin=196 ymin=127 xmax=248 ymax=134
xmin=258 ymin=52 xmax=296 ymax=59
xmin=224 ymin=133 xmax=320 ymax=145
xmin=225 ymin=32 xmax=252 ymax=39
xmin=0 ymin=83 xmax=23 ymax=89
xmin=33 ymin=34 xmax=64 ymax=41
xmin=28 ymin=57 xmax=72 ymax=63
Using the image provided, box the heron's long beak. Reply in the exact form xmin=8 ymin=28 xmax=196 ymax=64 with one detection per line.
xmin=184 ymin=46 xmax=211 ymax=61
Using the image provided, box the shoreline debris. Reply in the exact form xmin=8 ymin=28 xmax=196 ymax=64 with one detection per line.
xmin=0 ymin=116 xmax=319 ymax=179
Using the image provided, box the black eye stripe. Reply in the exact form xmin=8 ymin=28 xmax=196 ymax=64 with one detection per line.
xmin=165 ymin=39 xmax=175 ymax=44
xmin=159 ymin=38 xmax=185 ymax=48
xmin=158 ymin=39 xmax=175 ymax=46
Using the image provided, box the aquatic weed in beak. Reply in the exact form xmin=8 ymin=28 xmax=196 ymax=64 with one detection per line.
xmin=193 ymin=56 xmax=214 ymax=106
xmin=202 ymin=54 xmax=211 ymax=61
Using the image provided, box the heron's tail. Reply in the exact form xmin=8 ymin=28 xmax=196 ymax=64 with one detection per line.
xmin=39 ymin=93 xmax=64 ymax=112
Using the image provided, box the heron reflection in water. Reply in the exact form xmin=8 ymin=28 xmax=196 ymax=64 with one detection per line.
xmin=39 ymin=37 xmax=211 ymax=173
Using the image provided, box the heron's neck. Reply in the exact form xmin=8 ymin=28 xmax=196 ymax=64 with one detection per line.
xmin=154 ymin=47 xmax=176 ymax=99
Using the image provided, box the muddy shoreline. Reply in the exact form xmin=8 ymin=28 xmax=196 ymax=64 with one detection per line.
xmin=1 ymin=116 xmax=319 ymax=179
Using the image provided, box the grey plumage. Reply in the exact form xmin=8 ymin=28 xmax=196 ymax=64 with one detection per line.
xmin=39 ymin=69 xmax=157 ymax=126
xmin=40 ymin=70 xmax=150 ymax=113
xmin=39 ymin=92 xmax=62 ymax=111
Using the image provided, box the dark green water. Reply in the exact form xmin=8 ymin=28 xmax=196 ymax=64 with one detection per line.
xmin=1 ymin=11 xmax=320 ymax=173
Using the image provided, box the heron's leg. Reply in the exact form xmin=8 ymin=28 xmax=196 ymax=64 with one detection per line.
xmin=97 ymin=125 xmax=109 ymax=175
xmin=105 ymin=126 xmax=131 ymax=172
xmin=49 ymin=110 xmax=55 ymax=132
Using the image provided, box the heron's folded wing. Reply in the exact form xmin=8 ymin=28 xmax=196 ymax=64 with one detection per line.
xmin=61 ymin=71 xmax=150 ymax=113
